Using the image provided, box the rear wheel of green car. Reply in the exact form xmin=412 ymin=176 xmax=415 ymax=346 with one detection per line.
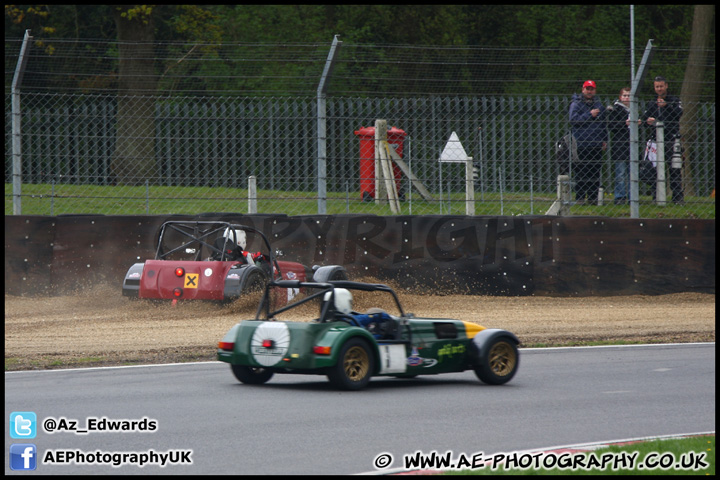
xmin=474 ymin=336 xmax=519 ymax=385
xmin=327 ymin=338 xmax=374 ymax=391
xmin=231 ymin=365 xmax=274 ymax=385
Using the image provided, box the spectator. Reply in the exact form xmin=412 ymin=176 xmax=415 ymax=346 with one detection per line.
xmin=569 ymin=80 xmax=608 ymax=204
xmin=606 ymin=87 xmax=632 ymax=205
xmin=641 ymin=76 xmax=684 ymax=204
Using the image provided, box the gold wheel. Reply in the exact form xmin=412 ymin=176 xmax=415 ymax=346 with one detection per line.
xmin=488 ymin=341 xmax=517 ymax=377
xmin=328 ymin=338 xmax=374 ymax=390
xmin=343 ymin=345 xmax=370 ymax=381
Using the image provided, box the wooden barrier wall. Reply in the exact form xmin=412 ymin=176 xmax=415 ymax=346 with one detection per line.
xmin=4 ymin=214 xmax=715 ymax=297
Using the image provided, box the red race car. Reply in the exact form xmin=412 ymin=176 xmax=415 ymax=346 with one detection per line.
xmin=122 ymin=221 xmax=347 ymax=305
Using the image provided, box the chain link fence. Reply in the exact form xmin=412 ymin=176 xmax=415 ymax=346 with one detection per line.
xmin=5 ymin=37 xmax=715 ymax=218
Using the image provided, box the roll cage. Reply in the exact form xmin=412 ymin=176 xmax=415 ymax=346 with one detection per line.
xmin=256 ymin=280 xmax=412 ymax=342
xmin=154 ymin=221 xmax=282 ymax=276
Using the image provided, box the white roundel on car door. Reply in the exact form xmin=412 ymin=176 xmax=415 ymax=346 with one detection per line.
xmin=250 ymin=322 xmax=290 ymax=366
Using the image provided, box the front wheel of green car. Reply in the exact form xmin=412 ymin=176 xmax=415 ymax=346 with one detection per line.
xmin=327 ymin=338 xmax=374 ymax=390
xmin=231 ymin=365 xmax=274 ymax=385
xmin=474 ymin=336 xmax=519 ymax=385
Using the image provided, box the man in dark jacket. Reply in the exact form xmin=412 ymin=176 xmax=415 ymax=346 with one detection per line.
xmin=569 ymin=80 xmax=608 ymax=204
xmin=607 ymin=87 xmax=632 ymax=204
xmin=641 ymin=76 xmax=684 ymax=203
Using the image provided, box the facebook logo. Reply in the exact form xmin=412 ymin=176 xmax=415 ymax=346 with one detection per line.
xmin=10 ymin=444 xmax=37 ymax=470
xmin=10 ymin=411 xmax=37 ymax=439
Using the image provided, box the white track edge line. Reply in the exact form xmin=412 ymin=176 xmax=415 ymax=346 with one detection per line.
xmin=5 ymin=342 xmax=715 ymax=374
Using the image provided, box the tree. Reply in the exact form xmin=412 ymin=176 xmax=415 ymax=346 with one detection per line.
xmin=109 ymin=5 xmax=222 ymax=184
xmin=679 ymin=5 xmax=715 ymax=197
xmin=111 ymin=5 xmax=158 ymax=184
xmin=6 ymin=5 xmax=223 ymax=185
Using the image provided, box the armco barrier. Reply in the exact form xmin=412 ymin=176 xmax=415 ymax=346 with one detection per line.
xmin=4 ymin=214 xmax=715 ymax=297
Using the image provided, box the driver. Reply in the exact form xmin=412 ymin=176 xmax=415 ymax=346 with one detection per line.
xmin=354 ymin=308 xmax=392 ymax=339
xmin=321 ymin=288 xmax=355 ymax=320
xmin=217 ymin=228 xmax=264 ymax=264
xmin=322 ymin=288 xmax=390 ymax=338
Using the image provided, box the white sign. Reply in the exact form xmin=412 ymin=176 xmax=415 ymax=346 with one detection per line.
xmin=439 ymin=131 xmax=470 ymax=163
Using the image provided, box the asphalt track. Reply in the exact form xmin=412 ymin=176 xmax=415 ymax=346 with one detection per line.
xmin=5 ymin=343 xmax=715 ymax=475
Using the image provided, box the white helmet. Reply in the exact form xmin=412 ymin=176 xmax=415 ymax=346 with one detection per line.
xmin=323 ymin=288 xmax=353 ymax=315
xmin=223 ymin=227 xmax=247 ymax=250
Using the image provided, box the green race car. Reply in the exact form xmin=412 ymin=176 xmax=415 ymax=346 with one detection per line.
xmin=217 ymin=280 xmax=520 ymax=390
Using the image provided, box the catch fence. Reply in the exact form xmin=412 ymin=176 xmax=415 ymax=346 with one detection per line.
xmin=5 ymin=37 xmax=716 ymax=218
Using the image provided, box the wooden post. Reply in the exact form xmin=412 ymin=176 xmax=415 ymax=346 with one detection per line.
xmin=382 ymin=141 xmax=434 ymax=201
xmin=374 ymin=119 xmax=387 ymax=205
xmin=373 ymin=118 xmax=434 ymax=212
xmin=375 ymin=119 xmax=400 ymax=213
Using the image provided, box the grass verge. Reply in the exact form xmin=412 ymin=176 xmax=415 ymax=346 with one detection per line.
xmin=5 ymin=182 xmax=715 ymax=218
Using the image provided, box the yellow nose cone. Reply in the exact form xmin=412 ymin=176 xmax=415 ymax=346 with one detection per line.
xmin=463 ymin=322 xmax=485 ymax=339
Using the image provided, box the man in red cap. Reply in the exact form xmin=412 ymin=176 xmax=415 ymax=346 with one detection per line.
xmin=569 ymin=79 xmax=608 ymax=204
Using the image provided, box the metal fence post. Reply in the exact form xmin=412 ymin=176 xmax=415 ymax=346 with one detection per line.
xmin=465 ymin=156 xmax=475 ymax=215
xmin=248 ymin=176 xmax=257 ymax=214
xmin=316 ymin=35 xmax=342 ymax=214
xmin=629 ymin=39 xmax=654 ymax=218
xmin=11 ymin=29 xmax=33 ymax=215
xmin=545 ymin=175 xmax=571 ymax=216
xmin=655 ymin=121 xmax=666 ymax=206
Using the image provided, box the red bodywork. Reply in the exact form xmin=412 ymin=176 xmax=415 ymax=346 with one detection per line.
xmin=138 ymin=259 xmax=309 ymax=301
xmin=122 ymin=221 xmax=345 ymax=305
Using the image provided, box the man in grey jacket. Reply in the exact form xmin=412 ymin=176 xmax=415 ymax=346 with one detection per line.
xmin=569 ymin=80 xmax=608 ymax=204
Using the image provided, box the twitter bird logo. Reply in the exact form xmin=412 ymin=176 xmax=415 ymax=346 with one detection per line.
xmin=10 ymin=412 xmax=37 ymax=439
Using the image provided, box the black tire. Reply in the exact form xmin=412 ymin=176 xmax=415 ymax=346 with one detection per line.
xmin=474 ymin=336 xmax=519 ymax=385
xmin=254 ymin=255 xmax=273 ymax=277
xmin=243 ymin=270 xmax=266 ymax=294
xmin=327 ymin=338 xmax=374 ymax=390
xmin=231 ymin=365 xmax=274 ymax=385
xmin=222 ymin=269 xmax=266 ymax=306
xmin=312 ymin=266 xmax=348 ymax=283
xmin=329 ymin=269 xmax=348 ymax=281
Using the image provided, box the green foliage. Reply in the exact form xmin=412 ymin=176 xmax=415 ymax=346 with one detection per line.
xmin=6 ymin=5 xmax=701 ymax=50
xmin=165 ymin=5 xmax=222 ymax=43
xmin=117 ymin=5 xmax=154 ymax=24
xmin=4 ymin=5 xmax=711 ymax=97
